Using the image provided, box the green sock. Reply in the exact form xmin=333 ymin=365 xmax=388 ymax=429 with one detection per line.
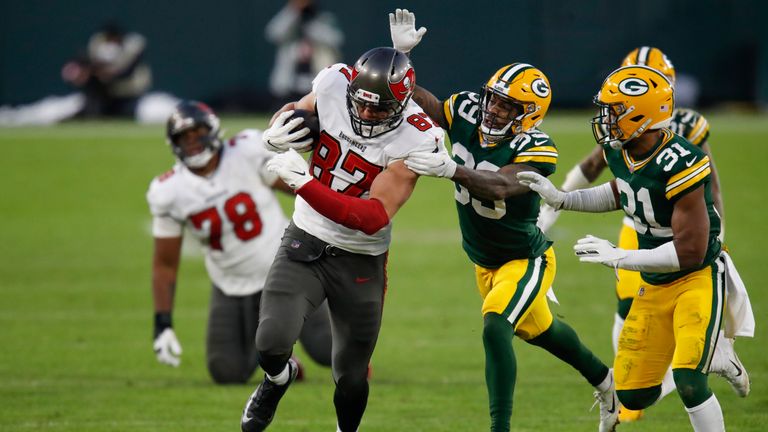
xmin=526 ymin=318 xmax=608 ymax=387
xmin=674 ymin=368 xmax=713 ymax=408
xmin=483 ymin=313 xmax=516 ymax=432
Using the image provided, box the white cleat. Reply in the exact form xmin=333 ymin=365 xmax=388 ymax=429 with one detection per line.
xmin=709 ymin=335 xmax=750 ymax=397
xmin=592 ymin=369 xmax=620 ymax=432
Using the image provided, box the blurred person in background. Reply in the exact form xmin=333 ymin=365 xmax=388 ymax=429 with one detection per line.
xmin=0 ymin=22 xmax=175 ymax=126
xmin=265 ymin=0 xmax=343 ymax=109
xmin=146 ymin=101 xmax=332 ymax=384
xmin=61 ymin=22 xmax=152 ymax=118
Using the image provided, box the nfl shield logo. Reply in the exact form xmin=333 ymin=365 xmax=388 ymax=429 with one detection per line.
xmin=290 ymin=240 xmax=302 ymax=249
xmin=638 ymin=287 xmax=645 ymax=297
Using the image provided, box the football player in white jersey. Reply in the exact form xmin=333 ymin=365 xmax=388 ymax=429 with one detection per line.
xmin=147 ymin=101 xmax=332 ymax=384
xmin=240 ymin=47 xmax=445 ymax=432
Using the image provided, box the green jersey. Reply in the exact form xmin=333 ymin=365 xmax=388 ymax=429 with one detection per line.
xmin=443 ymin=91 xmax=556 ymax=268
xmin=670 ymin=108 xmax=710 ymax=146
xmin=604 ymin=129 xmax=721 ymax=285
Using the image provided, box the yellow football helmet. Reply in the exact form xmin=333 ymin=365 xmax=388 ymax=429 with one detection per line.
xmin=479 ymin=63 xmax=551 ymax=145
xmin=592 ymin=65 xmax=674 ymax=149
xmin=621 ymin=46 xmax=676 ymax=84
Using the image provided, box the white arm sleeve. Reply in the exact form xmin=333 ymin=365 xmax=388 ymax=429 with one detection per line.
xmin=620 ymin=241 xmax=681 ymax=273
xmin=561 ymin=164 xmax=591 ymax=192
xmin=561 ymin=182 xmax=617 ymax=213
xmin=152 ymin=215 xmax=183 ymax=238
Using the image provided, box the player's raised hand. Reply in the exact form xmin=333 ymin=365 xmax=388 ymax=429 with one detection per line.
xmin=404 ymin=150 xmax=456 ymax=178
xmin=266 ymin=149 xmax=313 ymax=190
xmin=573 ymin=235 xmax=627 ymax=268
xmin=389 ymin=8 xmax=427 ymax=53
xmin=263 ymin=110 xmax=313 ymax=153
xmin=516 ymin=171 xmax=566 ymax=209
xmin=153 ymin=328 xmax=182 ymax=367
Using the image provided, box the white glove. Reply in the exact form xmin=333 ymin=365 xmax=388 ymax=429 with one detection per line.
xmin=516 ymin=171 xmax=566 ymax=210
xmin=404 ymin=150 xmax=457 ymax=178
xmin=153 ymin=328 xmax=182 ymax=367
xmin=573 ymin=235 xmax=627 ymax=268
xmin=266 ymin=149 xmax=313 ymax=189
xmin=262 ymin=110 xmax=313 ymax=153
xmin=389 ymin=8 xmax=427 ymax=53
xmin=537 ymin=202 xmax=561 ymax=233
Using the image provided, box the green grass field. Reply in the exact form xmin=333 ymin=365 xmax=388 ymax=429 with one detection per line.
xmin=1 ymin=113 xmax=766 ymax=431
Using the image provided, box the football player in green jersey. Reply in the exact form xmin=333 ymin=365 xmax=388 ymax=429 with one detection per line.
xmin=519 ymin=65 xmax=745 ymax=432
xmin=536 ymin=47 xmax=748 ymax=422
xmin=390 ymin=9 xmax=619 ymax=432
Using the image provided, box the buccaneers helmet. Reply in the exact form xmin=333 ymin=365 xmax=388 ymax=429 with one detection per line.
xmin=621 ymin=46 xmax=676 ymax=85
xmin=166 ymin=101 xmax=223 ymax=168
xmin=479 ymin=63 xmax=551 ymax=145
xmin=346 ymin=47 xmax=415 ymax=138
xmin=592 ymin=65 xmax=674 ymax=149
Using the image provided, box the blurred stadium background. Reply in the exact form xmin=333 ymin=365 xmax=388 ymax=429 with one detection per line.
xmin=1 ymin=1 xmax=767 ymax=431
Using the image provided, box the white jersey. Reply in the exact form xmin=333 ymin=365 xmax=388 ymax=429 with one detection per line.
xmin=293 ymin=63 xmax=445 ymax=255
xmin=146 ymin=129 xmax=288 ymax=296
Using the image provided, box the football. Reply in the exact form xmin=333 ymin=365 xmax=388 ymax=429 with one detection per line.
xmin=289 ymin=109 xmax=321 ymax=144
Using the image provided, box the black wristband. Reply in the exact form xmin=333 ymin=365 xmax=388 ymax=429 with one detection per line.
xmin=153 ymin=312 xmax=173 ymax=339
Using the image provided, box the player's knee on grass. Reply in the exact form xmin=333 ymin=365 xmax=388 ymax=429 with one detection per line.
xmin=208 ymin=355 xmax=251 ymax=384
xmin=673 ymin=368 xmax=712 ymax=408
xmin=617 ymin=386 xmax=661 ymax=410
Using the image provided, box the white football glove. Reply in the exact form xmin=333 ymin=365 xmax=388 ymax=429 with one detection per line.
xmin=404 ymin=150 xmax=457 ymax=178
xmin=266 ymin=149 xmax=313 ymax=190
xmin=516 ymin=171 xmax=566 ymax=210
xmin=389 ymin=8 xmax=427 ymax=53
xmin=537 ymin=202 xmax=561 ymax=233
xmin=573 ymin=235 xmax=627 ymax=269
xmin=153 ymin=328 xmax=182 ymax=367
xmin=262 ymin=110 xmax=313 ymax=153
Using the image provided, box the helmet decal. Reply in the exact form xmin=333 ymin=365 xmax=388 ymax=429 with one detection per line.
xmin=388 ymin=67 xmax=416 ymax=102
xmin=618 ymin=78 xmax=649 ymax=96
xmin=531 ymin=78 xmax=550 ymax=98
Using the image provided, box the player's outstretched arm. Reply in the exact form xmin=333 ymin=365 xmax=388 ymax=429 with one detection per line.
xmin=517 ymin=171 xmax=620 ymax=213
xmin=151 ymin=236 xmax=183 ymax=367
xmin=412 ymin=85 xmax=448 ymax=130
xmin=454 ymin=163 xmax=544 ymax=201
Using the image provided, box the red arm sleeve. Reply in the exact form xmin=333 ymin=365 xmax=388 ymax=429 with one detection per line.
xmin=296 ymin=179 xmax=390 ymax=235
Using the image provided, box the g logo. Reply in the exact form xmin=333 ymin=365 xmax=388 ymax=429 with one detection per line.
xmin=531 ymin=78 xmax=550 ymax=98
xmin=618 ymin=78 xmax=649 ymax=96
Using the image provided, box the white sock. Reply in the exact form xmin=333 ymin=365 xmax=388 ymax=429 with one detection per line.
xmin=337 ymin=424 xmax=358 ymax=432
xmin=659 ymin=367 xmax=676 ymax=399
xmin=596 ymin=368 xmax=613 ymax=392
xmin=612 ymin=313 xmax=624 ymax=354
xmin=266 ymin=362 xmax=291 ymax=385
xmin=685 ymin=394 xmax=725 ymax=432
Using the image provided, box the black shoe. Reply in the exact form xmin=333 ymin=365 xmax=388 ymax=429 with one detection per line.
xmin=241 ymin=359 xmax=299 ymax=432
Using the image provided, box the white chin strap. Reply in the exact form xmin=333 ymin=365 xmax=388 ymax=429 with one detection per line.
xmin=183 ymin=148 xmax=215 ymax=168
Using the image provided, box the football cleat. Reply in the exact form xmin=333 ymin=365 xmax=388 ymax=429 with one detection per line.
xmin=241 ymin=358 xmax=299 ymax=432
xmin=709 ymin=336 xmax=750 ymax=397
xmin=591 ymin=369 xmax=620 ymax=432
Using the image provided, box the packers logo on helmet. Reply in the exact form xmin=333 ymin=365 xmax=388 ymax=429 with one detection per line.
xmin=621 ymin=46 xmax=676 ymax=85
xmin=592 ymin=65 xmax=674 ymax=150
xmin=479 ymin=63 xmax=551 ymax=146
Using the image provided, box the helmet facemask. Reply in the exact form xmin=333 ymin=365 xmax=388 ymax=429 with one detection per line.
xmin=346 ymin=88 xmax=408 ymax=138
xmin=479 ymin=86 xmax=534 ymax=145
xmin=166 ymin=102 xmax=223 ymax=169
xmin=591 ymin=98 xmax=652 ymax=150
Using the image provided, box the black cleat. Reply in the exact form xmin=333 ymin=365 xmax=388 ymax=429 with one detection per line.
xmin=241 ymin=358 xmax=299 ymax=432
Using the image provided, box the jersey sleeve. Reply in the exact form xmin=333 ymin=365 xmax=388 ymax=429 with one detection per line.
xmin=511 ymin=131 xmax=558 ymax=176
xmin=442 ymin=91 xmax=479 ymax=130
xmin=665 ymin=154 xmax=712 ymax=202
xmin=230 ymin=129 xmax=279 ymax=186
xmin=686 ymin=112 xmax=710 ymax=146
xmin=312 ymin=63 xmax=352 ymax=97
xmin=146 ymin=173 xmax=184 ymax=237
